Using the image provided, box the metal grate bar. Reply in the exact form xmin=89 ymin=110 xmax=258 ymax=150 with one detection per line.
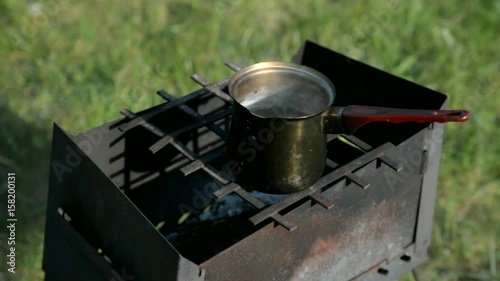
xmin=167 ymin=140 xmax=195 ymax=161
xmin=180 ymin=160 xmax=205 ymax=176
xmin=119 ymin=108 xmax=231 ymax=186
xmin=212 ymin=183 xmax=297 ymax=231
xmin=157 ymin=90 xmax=229 ymax=140
xmin=380 ymin=155 xmax=404 ymax=172
xmin=118 ymin=91 xmax=205 ymax=133
xmin=310 ymin=192 xmax=335 ymax=209
xmin=149 ymin=135 xmax=174 ymax=154
xmin=213 ymin=183 xmax=241 ymax=199
xmin=225 ymin=62 xmax=242 ymax=72
xmin=201 ymin=166 xmax=230 ymax=185
xmin=148 ymin=108 xmax=231 ymax=154
xmin=153 ymin=132 xmax=230 ymax=185
xmin=346 ymin=172 xmax=370 ymax=189
xmin=197 ymin=145 xmax=227 ymax=164
xmin=169 ymin=108 xmax=232 ymax=139
xmin=234 ymin=188 xmax=266 ymax=209
xmin=191 ymin=74 xmax=210 ymax=87
xmin=233 ymin=188 xmax=297 ymax=231
xmin=191 ymin=74 xmax=233 ymax=103
xmin=249 ymin=142 xmax=396 ymax=225
xmin=120 ymin=109 xmax=164 ymax=137
xmin=341 ymin=134 xmax=373 ymax=151
xmin=326 ymin=159 xmax=339 ymax=169
xmin=327 ymin=134 xmax=338 ymax=143
xmin=120 ymin=109 xmax=195 ymax=160
xmin=118 ymin=78 xmax=230 ymax=133
xmin=269 ymin=215 xmax=297 ymax=231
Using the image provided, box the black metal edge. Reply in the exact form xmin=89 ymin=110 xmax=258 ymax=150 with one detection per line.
xmin=292 ymin=42 xmax=306 ymax=64
xmin=294 ymin=40 xmax=449 ymax=106
xmin=413 ymin=101 xmax=447 ymax=257
xmin=53 ymin=209 xmax=124 ymax=281
xmin=43 ymin=123 xmax=205 ymax=281
xmin=43 ymin=123 xmax=111 ymax=281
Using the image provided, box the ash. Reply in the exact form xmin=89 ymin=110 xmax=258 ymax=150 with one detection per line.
xmin=165 ymin=191 xmax=286 ymax=241
xmin=198 ymin=191 xmax=286 ymax=222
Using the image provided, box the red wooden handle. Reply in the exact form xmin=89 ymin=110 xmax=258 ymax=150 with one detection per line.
xmin=342 ymin=105 xmax=470 ymax=134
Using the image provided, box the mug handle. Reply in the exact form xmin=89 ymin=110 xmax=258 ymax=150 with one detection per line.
xmin=322 ymin=105 xmax=470 ymax=134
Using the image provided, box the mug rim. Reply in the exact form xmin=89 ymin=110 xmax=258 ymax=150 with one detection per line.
xmin=228 ymin=62 xmax=336 ymax=119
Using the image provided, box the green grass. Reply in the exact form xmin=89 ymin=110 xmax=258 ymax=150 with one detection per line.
xmin=0 ymin=0 xmax=498 ymax=280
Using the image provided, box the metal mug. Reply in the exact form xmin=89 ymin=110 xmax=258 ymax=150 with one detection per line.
xmin=226 ymin=62 xmax=469 ymax=194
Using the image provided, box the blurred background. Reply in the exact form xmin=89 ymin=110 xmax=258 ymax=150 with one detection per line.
xmin=0 ymin=0 xmax=498 ymax=280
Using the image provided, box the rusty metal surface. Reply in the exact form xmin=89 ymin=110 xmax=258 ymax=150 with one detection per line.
xmin=247 ymin=142 xmax=397 ymax=226
xmin=201 ymin=134 xmax=425 ymax=281
xmin=415 ymin=122 xmax=445 ymax=257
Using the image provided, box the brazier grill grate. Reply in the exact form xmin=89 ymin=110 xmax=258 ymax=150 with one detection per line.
xmin=118 ymin=65 xmax=406 ymax=233
xmin=43 ymin=41 xmax=447 ymax=281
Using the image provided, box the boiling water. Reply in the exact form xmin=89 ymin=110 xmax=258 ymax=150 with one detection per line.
xmin=240 ymin=90 xmax=311 ymax=118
